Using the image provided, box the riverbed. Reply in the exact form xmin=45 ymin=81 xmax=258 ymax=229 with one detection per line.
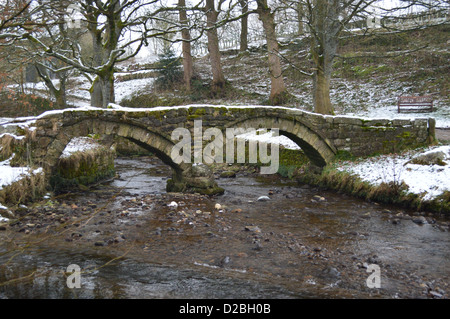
xmin=0 ymin=156 xmax=449 ymax=299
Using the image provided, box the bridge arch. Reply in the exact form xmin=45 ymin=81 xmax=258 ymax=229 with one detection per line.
xmin=225 ymin=116 xmax=337 ymax=167
xmin=41 ymin=118 xmax=223 ymax=195
xmin=43 ymin=119 xmax=185 ymax=175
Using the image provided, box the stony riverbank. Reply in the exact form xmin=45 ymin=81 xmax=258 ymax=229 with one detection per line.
xmin=1 ymin=157 xmax=449 ymax=299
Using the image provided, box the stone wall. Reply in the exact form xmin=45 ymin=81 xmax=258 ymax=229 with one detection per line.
xmin=320 ymin=116 xmax=434 ymax=156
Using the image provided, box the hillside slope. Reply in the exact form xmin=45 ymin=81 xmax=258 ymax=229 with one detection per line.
xmin=1 ymin=25 xmax=448 ymax=127
xmin=120 ymin=24 xmax=449 ymax=127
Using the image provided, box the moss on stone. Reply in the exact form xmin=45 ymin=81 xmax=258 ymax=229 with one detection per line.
xmin=51 ymin=142 xmax=115 ymax=192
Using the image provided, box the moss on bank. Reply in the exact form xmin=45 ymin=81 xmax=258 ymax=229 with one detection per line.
xmin=291 ymin=158 xmax=450 ymax=215
xmin=241 ymin=144 xmax=450 ymax=215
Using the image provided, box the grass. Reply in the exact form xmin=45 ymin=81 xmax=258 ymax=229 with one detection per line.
xmin=0 ymin=170 xmax=47 ymax=206
xmin=289 ymin=153 xmax=450 ymax=214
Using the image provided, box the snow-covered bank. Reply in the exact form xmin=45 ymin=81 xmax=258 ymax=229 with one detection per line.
xmin=336 ymin=145 xmax=450 ymax=201
xmin=0 ymin=156 xmax=44 ymax=218
xmin=0 ymin=157 xmax=43 ymax=191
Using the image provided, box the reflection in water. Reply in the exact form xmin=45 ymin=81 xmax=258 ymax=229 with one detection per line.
xmin=0 ymin=156 xmax=449 ymax=299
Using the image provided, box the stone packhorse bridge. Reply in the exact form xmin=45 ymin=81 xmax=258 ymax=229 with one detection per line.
xmin=1 ymin=105 xmax=436 ymax=195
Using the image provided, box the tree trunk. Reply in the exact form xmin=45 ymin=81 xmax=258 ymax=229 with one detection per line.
xmin=256 ymin=0 xmax=287 ymax=105
xmin=89 ymin=29 xmax=104 ymax=107
xmin=313 ymin=68 xmax=332 ymax=115
xmin=54 ymin=78 xmax=67 ymax=108
xmin=34 ymin=64 xmax=67 ymax=108
xmin=310 ymin=0 xmax=337 ymax=115
xmin=239 ymin=0 xmax=248 ymax=52
xmin=312 ymin=52 xmax=334 ymax=115
xmin=297 ymin=1 xmax=304 ymax=36
xmin=205 ymin=0 xmax=226 ymax=93
xmin=179 ymin=0 xmax=194 ymax=92
xmin=90 ymin=76 xmax=103 ymax=107
xmin=99 ymin=71 xmax=115 ymax=107
xmin=54 ymin=87 xmax=67 ymax=108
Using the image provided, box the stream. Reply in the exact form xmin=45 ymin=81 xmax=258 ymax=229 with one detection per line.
xmin=0 ymin=156 xmax=449 ymax=299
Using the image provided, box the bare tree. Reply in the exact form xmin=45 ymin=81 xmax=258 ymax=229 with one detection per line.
xmin=0 ymin=0 xmax=32 ymax=35
xmin=13 ymin=0 xmax=187 ymax=108
xmin=301 ymin=0 xmax=380 ymax=114
xmin=281 ymin=0 xmax=448 ymax=115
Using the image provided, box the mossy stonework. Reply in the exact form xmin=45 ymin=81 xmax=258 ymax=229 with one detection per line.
xmin=2 ymin=105 xmax=435 ymax=196
xmin=51 ymin=141 xmax=116 ymax=192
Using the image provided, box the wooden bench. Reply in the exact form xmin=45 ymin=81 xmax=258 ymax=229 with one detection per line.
xmin=398 ymin=96 xmax=433 ymax=113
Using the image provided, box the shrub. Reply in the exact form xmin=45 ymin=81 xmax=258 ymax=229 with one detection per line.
xmin=153 ymin=48 xmax=183 ymax=91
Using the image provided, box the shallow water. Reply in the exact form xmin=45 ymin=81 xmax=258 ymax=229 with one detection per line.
xmin=0 ymin=156 xmax=449 ymax=299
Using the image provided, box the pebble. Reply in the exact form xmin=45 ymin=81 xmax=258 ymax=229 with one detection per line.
xmin=114 ymin=236 xmax=125 ymax=243
xmin=312 ymin=195 xmax=326 ymax=202
xmin=319 ymin=266 xmax=341 ymax=280
xmin=219 ymin=256 xmax=231 ymax=267
xmin=412 ymin=216 xmax=428 ymax=225
xmin=214 ymin=203 xmax=222 ymax=210
xmin=429 ymin=291 xmax=443 ymax=299
xmin=245 ymin=225 xmax=261 ymax=233
xmin=168 ymin=201 xmax=178 ymax=208
xmin=257 ymin=196 xmax=270 ymax=202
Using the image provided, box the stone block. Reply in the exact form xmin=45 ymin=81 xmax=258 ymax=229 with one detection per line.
xmin=333 ymin=116 xmax=363 ymax=126
xmin=392 ymin=119 xmax=412 ymax=126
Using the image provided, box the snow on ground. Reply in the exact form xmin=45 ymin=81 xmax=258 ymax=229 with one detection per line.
xmin=330 ymin=79 xmax=450 ymax=128
xmin=115 ymin=77 xmax=155 ymax=103
xmin=0 ymin=155 xmax=43 ymax=216
xmin=0 ymin=156 xmax=43 ymax=191
xmin=236 ymin=129 xmax=300 ymax=150
xmin=64 ymin=76 xmax=155 ymax=107
xmin=337 ymin=145 xmax=450 ymax=201
xmin=8 ymin=74 xmax=155 ymax=108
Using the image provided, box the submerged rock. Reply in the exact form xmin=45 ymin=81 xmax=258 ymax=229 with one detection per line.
xmin=412 ymin=216 xmax=428 ymax=225
xmin=220 ymin=170 xmax=236 ymax=178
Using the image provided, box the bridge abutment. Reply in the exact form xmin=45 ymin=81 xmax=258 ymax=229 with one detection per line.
xmin=166 ymin=163 xmax=224 ymax=196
